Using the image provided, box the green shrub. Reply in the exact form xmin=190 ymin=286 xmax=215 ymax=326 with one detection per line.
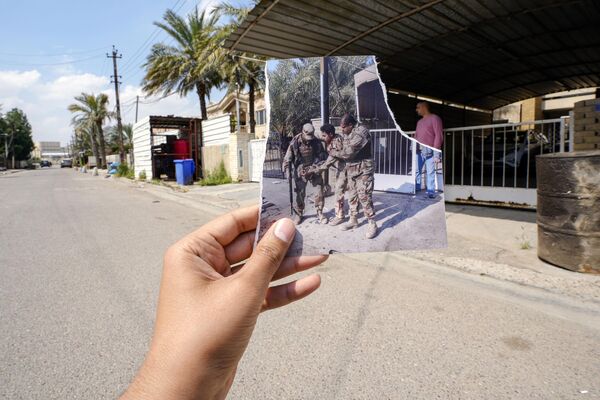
xmin=199 ymin=161 xmax=232 ymax=186
xmin=138 ymin=170 xmax=147 ymax=180
xmin=115 ymin=164 xmax=135 ymax=179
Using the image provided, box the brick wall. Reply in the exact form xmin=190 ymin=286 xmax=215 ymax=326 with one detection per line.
xmin=573 ymin=98 xmax=600 ymax=151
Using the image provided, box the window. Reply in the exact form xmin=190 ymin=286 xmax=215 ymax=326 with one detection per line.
xmin=255 ymin=109 xmax=266 ymax=125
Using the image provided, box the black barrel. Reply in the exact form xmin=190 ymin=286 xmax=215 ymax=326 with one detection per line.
xmin=536 ymin=151 xmax=600 ymax=273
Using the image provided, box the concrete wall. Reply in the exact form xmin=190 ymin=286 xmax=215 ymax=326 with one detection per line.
xmin=202 ymin=144 xmax=230 ymax=175
xmin=229 ymin=132 xmax=253 ymax=182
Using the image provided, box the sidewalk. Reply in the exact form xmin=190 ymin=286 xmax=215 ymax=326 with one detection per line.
xmin=404 ymin=204 xmax=600 ymax=304
xmin=96 ymin=172 xmax=600 ymax=304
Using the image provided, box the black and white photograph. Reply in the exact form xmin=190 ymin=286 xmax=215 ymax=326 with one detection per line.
xmin=258 ymin=56 xmax=447 ymax=256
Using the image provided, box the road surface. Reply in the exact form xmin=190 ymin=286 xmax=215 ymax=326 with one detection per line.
xmin=1 ymin=168 xmax=599 ymax=399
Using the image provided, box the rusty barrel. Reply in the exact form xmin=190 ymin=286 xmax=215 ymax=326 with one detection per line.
xmin=536 ymin=151 xmax=600 ymax=273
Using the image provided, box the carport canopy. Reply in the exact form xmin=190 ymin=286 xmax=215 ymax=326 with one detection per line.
xmin=223 ymin=0 xmax=600 ymax=110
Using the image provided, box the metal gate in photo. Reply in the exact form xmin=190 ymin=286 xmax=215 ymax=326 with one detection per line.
xmin=371 ymin=128 xmax=417 ymax=194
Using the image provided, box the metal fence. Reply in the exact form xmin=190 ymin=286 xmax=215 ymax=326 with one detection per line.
xmin=371 ymin=128 xmax=414 ymax=176
xmin=262 ymin=132 xmax=287 ymax=179
xmin=442 ymin=118 xmax=569 ymax=190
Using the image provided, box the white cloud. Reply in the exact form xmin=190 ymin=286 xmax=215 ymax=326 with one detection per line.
xmin=0 ymin=70 xmax=41 ymax=92
xmin=0 ymin=69 xmax=204 ymax=145
xmin=40 ymin=73 xmax=109 ymax=101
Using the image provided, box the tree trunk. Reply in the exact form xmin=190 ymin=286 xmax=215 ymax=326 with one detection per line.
xmin=196 ymin=82 xmax=207 ymax=120
xmin=96 ymin=123 xmax=107 ymax=169
xmin=89 ymin=128 xmax=100 ymax=169
xmin=249 ymin=81 xmax=256 ymax=135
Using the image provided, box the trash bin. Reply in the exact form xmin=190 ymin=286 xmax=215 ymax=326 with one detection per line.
xmin=537 ymin=151 xmax=600 ymax=273
xmin=174 ymin=159 xmax=195 ymax=185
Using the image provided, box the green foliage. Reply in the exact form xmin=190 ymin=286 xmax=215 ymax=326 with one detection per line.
xmin=142 ymin=8 xmax=221 ymax=119
xmin=268 ymin=56 xmax=372 ymax=136
xmin=115 ymin=163 xmax=134 ymax=179
xmin=68 ymin=92 xmax=112 ymax=169
xmin=199 ymin=160 xmax=232 ymax=186
xmin=138 ymin=170 xmax=147 ymax=180
xmin=0 ymin=108 xmax=34 ymax=162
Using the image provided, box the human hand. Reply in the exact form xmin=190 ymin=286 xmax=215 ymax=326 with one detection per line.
xmin=120 ymin=206 xmax=327 ymax=400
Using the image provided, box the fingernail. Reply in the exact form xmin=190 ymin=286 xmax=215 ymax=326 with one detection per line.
xmin=274 ymin=218 xmax=295 ymax=243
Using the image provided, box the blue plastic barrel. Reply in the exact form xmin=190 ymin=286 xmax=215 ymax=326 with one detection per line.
xmin=174 ymin=159 xmax=195 ymax=185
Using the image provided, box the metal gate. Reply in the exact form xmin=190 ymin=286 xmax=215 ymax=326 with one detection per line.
xmin=443 ymin=117 xmax=569 ymax=207
xmin=371 ymin=128 xmax=417 ymax=193
xmin=263 ymin=132 xmax=286 ymax=179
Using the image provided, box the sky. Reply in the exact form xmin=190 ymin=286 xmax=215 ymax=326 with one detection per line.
xmin=0 ymin=0 xmax=251 ymax=145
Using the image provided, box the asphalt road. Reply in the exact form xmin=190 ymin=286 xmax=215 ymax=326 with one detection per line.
xmin=1 ymin=168 xmax=599 ymax=399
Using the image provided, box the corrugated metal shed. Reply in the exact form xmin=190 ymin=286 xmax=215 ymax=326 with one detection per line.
xmin=132 ymin=117 xmax=155 ymax=180
xmin=202 ymin=114 xmax=232 ymax=146
xmin=224 ymin=0 xmax=600 ymax=110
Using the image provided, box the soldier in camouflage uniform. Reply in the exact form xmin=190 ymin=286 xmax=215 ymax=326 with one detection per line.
xmin=328 ymin=114 xmax=378 ymax=239
xmin=319 ymin=123 xmax=348 ymax=226
xmin=282 ymin=123 xmax=328 ymax=225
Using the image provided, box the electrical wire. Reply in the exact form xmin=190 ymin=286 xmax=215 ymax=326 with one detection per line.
xmin=0 ymin=46 xmax=110 ymax=57
xmin=0 ymin=54 xmax=104 ymax=67
xmin=119 ymin=0 xmax=187 ymax=75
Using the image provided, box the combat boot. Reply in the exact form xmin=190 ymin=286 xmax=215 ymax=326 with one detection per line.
xmin=329 ymin=216 xmax=345 ymax=226
xmin=292 ymin=213 xmax=303 ymax=225
xmin=316 ymin=210 xmax=329 ymax=224
xmin=366 ymin=219 xmax=378 ymax=239
xmin=340 ymin=216 xmax=358 ymax=231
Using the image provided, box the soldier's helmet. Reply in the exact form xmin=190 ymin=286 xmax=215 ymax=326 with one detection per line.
xmin=302 ymin=123 xmax=315 ymax=139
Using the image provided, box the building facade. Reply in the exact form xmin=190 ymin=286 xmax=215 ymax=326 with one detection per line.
xmin=202 ymin=91 xmax=267 ymax=181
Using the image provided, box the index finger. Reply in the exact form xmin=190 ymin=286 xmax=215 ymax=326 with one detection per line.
xmin=187 ymin=205 xmax=259 ymax=248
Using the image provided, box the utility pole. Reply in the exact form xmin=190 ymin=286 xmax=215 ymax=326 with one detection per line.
xmin=107 ymin=45 xmax=126 ymax=164
xmin=320 ymin=56 xmax=330 ymax=125
xmin=135 ymin=95 xmax=139 ymax=123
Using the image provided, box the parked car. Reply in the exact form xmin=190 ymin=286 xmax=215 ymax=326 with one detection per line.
xmin=40 ymin=160 xmax=52 ymax=168
xmin=60 ymin=159 xmax=73 ymax=168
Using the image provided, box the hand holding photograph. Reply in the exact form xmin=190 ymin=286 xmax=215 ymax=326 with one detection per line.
xmin=258 ymin=56 xmax=447 ymax=256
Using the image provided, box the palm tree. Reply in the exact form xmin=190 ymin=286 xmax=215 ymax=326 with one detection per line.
xmin=142 ymin=8 xmax=220 ymax=119
xmin=211 ymin=2 xmax=265 ymax=134
xmin=68 ymin=93 xmax=112 ymax=168
xmin=72 ymin=122 xmax=98 ymax=167
xmin=107 ymin=123 xmax=134 ymax=165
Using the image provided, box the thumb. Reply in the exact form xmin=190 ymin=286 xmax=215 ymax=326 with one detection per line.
xmin=240 ymin=218 xmax=296 ymax=287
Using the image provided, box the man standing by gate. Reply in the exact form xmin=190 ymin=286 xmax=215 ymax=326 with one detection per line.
xmin=283 ymin=123 xmax=328 ymax=225
xmin=415 ymin=101 xmax=444 ymax=198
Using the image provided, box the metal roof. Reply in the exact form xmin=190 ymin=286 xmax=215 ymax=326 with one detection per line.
xmin=224 ymin=0 xmax=600 ymax=110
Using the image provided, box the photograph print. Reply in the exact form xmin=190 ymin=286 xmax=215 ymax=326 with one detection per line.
xmin=258 ymin=55 xmax=447 ymax=256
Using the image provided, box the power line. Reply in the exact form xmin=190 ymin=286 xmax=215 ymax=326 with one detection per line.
xmin=0 ymin=46 xmax=110 ymax=57
xmin=119 ymin=0 xmax=187 ymax=75
xmin=0 ymin=54 xmax=104 ymax=67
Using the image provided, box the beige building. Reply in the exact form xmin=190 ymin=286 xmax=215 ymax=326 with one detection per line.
xmin=493 ymin=88 xmax=598 ymax=123
xmin=206 ymin=91 xmax=267 ymax=138
xmin=202 ymin=91 xmax=267 ymax=182
xmin=35 ymin=141 xmax=68 ymax=161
